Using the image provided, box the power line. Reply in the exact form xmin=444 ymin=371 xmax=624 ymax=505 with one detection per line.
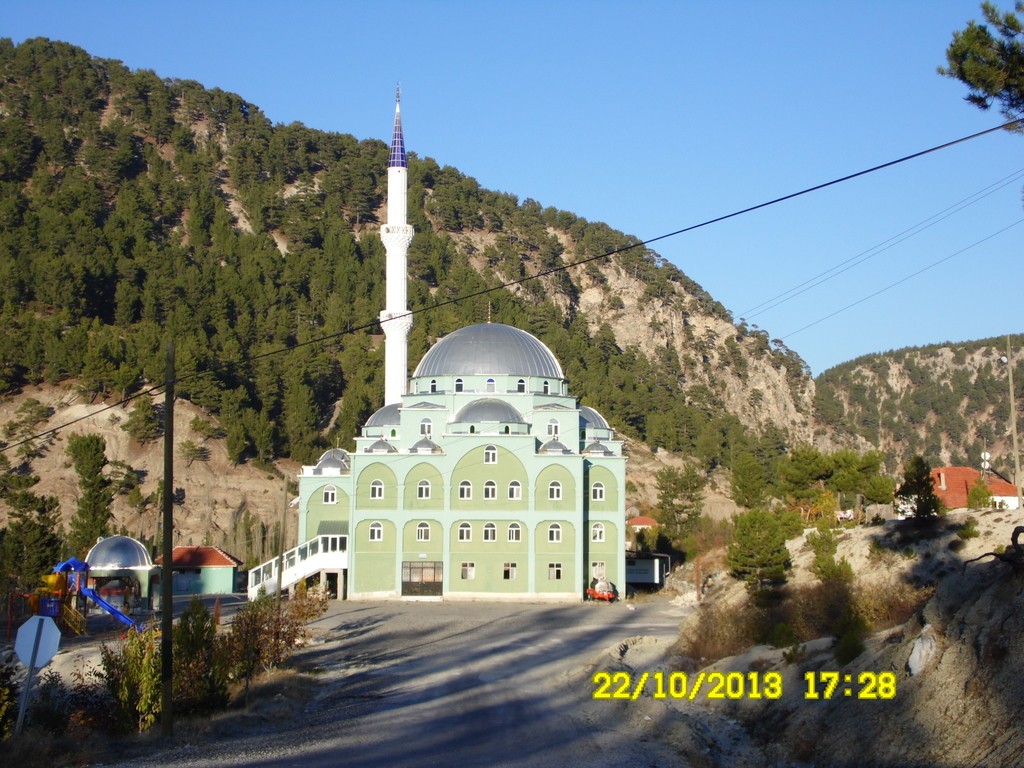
xmin=3 ymin=117 xmax=1021 ymax=455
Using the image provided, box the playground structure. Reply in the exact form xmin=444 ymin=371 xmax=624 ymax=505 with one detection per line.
xmin=6 ymin=535 xmax=155 ymax=640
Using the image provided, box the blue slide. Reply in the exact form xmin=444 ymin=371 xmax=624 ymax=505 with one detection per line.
xmin=80 ymin=586 xmax=139 ymax=630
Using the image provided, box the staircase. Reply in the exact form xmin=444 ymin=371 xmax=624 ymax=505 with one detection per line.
xmin=247 ymin=534 xmax=348 ymax=600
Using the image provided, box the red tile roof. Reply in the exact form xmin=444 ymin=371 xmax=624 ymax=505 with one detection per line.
xmin=155 ymin=546 xmax=242 ymax=568
xmin=931 ymin=467 xmax=1017 ymax=509
xmin=627 ymin=516 xmax=659 ymax=528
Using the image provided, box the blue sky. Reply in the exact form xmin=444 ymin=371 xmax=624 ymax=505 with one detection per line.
xmin=6 ymin=1 xmax=1022 ymax=376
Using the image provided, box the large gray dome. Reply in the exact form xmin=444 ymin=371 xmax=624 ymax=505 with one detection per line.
xmin=413 ymin=323 xmax=563 ymax=379
xmin=86 ymin=535 xmax=152 ymax=570
xmin=454 ymin=398 xmax=525 ymax=424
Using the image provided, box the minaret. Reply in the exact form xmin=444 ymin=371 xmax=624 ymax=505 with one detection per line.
xmin=379 ymin=87 xmax=414 ymax=405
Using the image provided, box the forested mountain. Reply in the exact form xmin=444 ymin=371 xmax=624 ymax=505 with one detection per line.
xmin=0 ymin=37 xmax=814 ymax=478
xmin=814 ymin=335 xmax=1024 ymax=479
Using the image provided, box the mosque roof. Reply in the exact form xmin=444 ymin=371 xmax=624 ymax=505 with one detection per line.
xmin=365 ymin=403 xmax=401 ymax=426
xmin=453 ymin=398 xmax=525 ymax=424
xmin=413 ymin=323 xmax=563 ymax=379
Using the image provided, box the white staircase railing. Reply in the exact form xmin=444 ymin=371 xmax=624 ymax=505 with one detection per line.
xmin=247 ymin=534 xmax=348 ymax=599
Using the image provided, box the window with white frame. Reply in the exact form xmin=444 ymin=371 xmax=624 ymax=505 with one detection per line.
xmin=508 ymin=522 xmax=522 ymax=542
xmin=370 ymin=480 xmax=384 ymax=499
xmin=548 ymin=481 xmax=562 ymax=501
xmin=459 ymin=480 xmax=472 ymax=500
xmin=591 ymin=522 xmax=605 ymax=542
xmin=455 ymin=378 xmax=464 ymax=393
xmin=458 ymin=522 xmax=472 ymax=542
xmin=323 ymin=485 xmax=337 ymax=504
xmin=484 ymin=444 xmax=497 ymax=464
xmin=486 ymin=378 xmax=495 ymax=393
xmin=591 ymin=482 xmax=605 ymax=501
xmin=483 ymin=522 xmax=496 ymax=542
xmin=369 ymin=522 xmax=383 ymax=542
xmin=547 ymin=419 xmax=559 ymax=437
xmin=417 ymin=480 xmax=431 ymax=499
xmin=430 ymin=379 xmax=437 ymax=393
xmin=461 ymin=562 xmax=475 ymax=580
xmin=484 ymin=480 xmax=497 ymax=500
xmin=543 ymin=381 xmax=550 ymax=394
xmin=517 ymin=379 xmax=526 ymax=393
xmin=416 ymin=522 xmax=430 ymax=542
xmin=420 ymin=418 xmax=432 ymax=437
xmin=503 ymin=562 xmax=517 ymax=580
xmin=548 ymin=562 xmax=562 ymax=580
xmin=548 ymin=523 xmax=562 ymax=543
xmin=508 ymin=480 xmax=522 ymax=500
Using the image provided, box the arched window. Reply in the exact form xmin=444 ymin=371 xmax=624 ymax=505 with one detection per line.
xmin=370 ymin=480 xmax=384 ymax=499
xmin=459 ymin=480 xmax=472 ymax=500
xmin=508 ymin=522 xmax=522 ymax=542
xmin=458 ymin=522 xmax=472 ymax=542
xmin=508 ymin=480 xmax=522 ymax=500
xmin=417 ymin=480 xmax=431 ymax=499
xmin=591 ymin=522 xmax=605 ymax=542
xmin=517 ymin=379 xmax=526 ymax=393
xmin=591 ymin=482 xmax=605 ymax=501
xmin=420 ymin=418 xmax=432 ymax=437
xmin=548 ymin=523 xmax=562 ymax=543
xmin=416 ymin=522 xmax=430 ymax=542
xmin=323 ymin=485 xmax=337 ymax=504
xmin=547 ymin=419 xmax=559 ymax=437
xmin=390 ymin=428 xmax=397 ymax=438
xmin=430 ymin=379 xmax=437 ymax=393
xmin=484 ymin=480 xmax=497 ymax=500
xmin=484 ymin=522 xmax=497 ymax=542
xmin=548 ymin=480 xmax=562 ymax=501
xmin=454 ymin=378 xmax=464 ymax=393
xmin=484 ymin=445 xmax=497 ymax=464
xmin=369 ymin=522 xmax=383 ymax=542
xmin=486 ymin=378 xmax=496 ymax=393
xmin=543 ymin=381 xmax=550 ymax=394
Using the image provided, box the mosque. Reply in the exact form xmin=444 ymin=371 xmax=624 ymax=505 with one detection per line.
xmin=252 ymin=93 xmax=626 ymax=601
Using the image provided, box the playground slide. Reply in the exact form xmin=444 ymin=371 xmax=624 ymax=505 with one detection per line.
xmin=80 ymin=586 xmax=139 ymax=630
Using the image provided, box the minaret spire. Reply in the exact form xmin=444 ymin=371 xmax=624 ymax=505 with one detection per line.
xmin=379 ymin=88 xmax=414 ymax=405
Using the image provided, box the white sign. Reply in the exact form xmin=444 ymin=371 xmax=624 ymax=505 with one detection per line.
xmin=15 ymin=615 xmax=61 ymax=669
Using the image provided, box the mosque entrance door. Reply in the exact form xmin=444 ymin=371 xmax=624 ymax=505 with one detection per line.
xmin=401 ymin=561 xmax=443 ymax=596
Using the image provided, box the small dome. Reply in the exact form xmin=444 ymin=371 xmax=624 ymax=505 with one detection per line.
xmin=86 ymin=535 xmax=152 ymax=570
xmin=454 ymin=398 xmax=525 ymax=424
xmin=580 ymin=405 xmax=610 ymax=430
xmin=540 ymin=439 xmax=572 ymax=454
xmin=585 ymin=441 xmax=613 ymax=455
xmin=411 ymin=437 xmax=443 ymax=454
xmin=315 ymin=449 xmax=350 ymax=470
xmin=413 ymin=323 xmax=563 ymax=379
xmin=364 ymin=439 xmax=396 ymax=453
xmin=365 ymin=403 xmax=401 ymax=427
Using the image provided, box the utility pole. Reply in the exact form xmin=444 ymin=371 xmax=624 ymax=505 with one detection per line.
xmin=161 ymin=342 xmax=174 ymax=737
xmin=1007 ymin=336 xmax=1023 ymax=511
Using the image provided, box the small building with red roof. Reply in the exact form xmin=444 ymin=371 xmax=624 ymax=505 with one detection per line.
xmin=931 ymin=467 xmax=1020 ymax=511
xmin=155 ymin=546 xmax=243 ymax=595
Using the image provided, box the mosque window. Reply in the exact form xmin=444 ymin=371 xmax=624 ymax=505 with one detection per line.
xmin=484 ymin=522 xmax=497 ymax=541
xmin=420 ymin=419 xmax=432 ymax=437
xmin=458 ymin=522 xmax=472 ymax=542
xmin=547 ymin=419 xmax=559 ymax=437
xmin=323 ymin=485 xmax=337 ymax=505
xmin=369 ymin=522 xmax=383 ymax=542
xmin=486 ymin=378 xmax=496 ymax=393
xmin=370 ymin=480 xmax=384 ymax=499
xmin=459 ymin=480 xmax=472 ymax=500
xmin=461 ymin=562 xmax=476 ymax=580
xmin=517 ymin=379 xmax=526 ymax=393
xmin=508 ymin=522 xmax=522 ymax=542
xmin=508 ymin=480 xmax=522 ymax=500
xmin=548 ymin=523 xmax=562 ymax=543
xmin=416 ymin=522 xmax=430 ymax=542
xmin=543 ymin=381 xmax=550 ymax=394
xmin=430 ymin=379 xmax=437 ymax=393
xmin=548 ymin=481 xmax=562 ymax=501
xmin=503 ymin=562 xmax=518 ymax=580
xmin=484 ymin=445 xmax=497 ymax=464
xmin=592 ymin=482 xmax=605 ymax=501
xmin=591 ymin=523 xmax=605 ymax=543
xmin=417 ymin=480 xmax=431 ymax=500
xmin=548 ymin=563 xmax=562 ymax=580
xmin=455 ymin=378 xmax=464 ymax=393
xmin=484 ymin=481 xmax=497 ymax=500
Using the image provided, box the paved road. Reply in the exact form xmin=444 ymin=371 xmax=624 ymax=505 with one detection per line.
xmin=113 ymin=596 xmax=692 ymax=767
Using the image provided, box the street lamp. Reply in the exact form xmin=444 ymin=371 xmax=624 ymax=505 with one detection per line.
xmin=999 ymin=336 xmax=1023 ymax=511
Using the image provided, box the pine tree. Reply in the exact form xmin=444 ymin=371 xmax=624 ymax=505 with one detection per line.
xmin=727 ymin=508 xmax=790 ymax=587
xmin=895 ymin=455 xmax=941 ymax=517
xmin=66 ymin=433 xmax=113 ymax=557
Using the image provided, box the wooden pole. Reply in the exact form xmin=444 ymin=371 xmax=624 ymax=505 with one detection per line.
xmin=1008 ymin=336 xmax=1023 ymax=510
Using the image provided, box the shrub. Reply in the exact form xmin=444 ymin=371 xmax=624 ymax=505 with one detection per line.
xmin=682 ymin=601 xmax=756 ymax=663
xmin=173 ymin=597 xmax=229 ymax=715
xmin=0 ymin=660 xmax=17 ymax=740
xmin=957 ymin=517 xmax=980 ymax=540
xmin=99 ymin=627 xmax=162 ymax=732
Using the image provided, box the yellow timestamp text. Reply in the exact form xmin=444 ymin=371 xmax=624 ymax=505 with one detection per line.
xmin=591 ymin=670 xmax=898 ymax=701
xmin=803 ymin=670 xmax=897 ymax=699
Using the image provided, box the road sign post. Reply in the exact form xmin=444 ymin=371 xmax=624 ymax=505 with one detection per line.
xmin=14 ymin=615 xmax=61 ymax=736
